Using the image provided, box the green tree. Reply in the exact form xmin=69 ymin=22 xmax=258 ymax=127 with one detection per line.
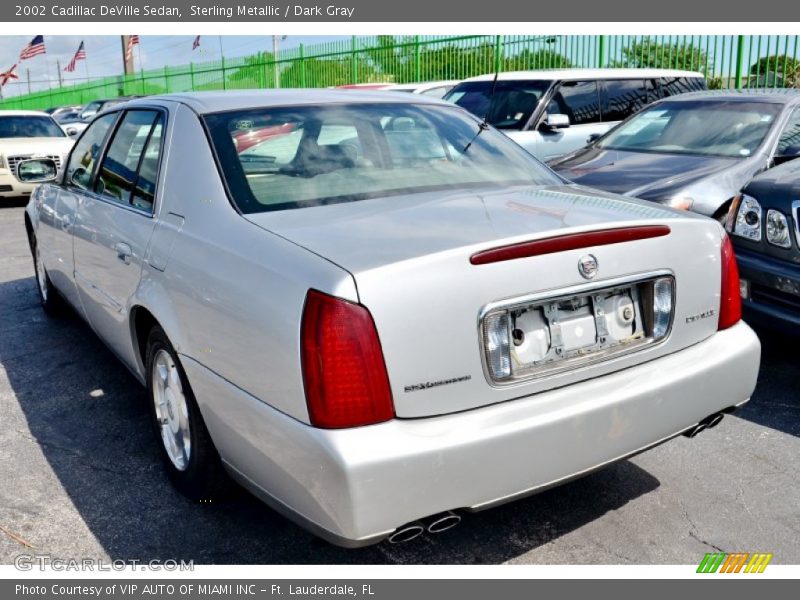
xmin=507 ymin=48 xmax=572 ymax=70
xmin=280 ymin=56 xmax=379 ymax=88
xmin=612 ymin=39 xmax=711 ymax=73
xmin=748 ymin=55 xmax=800 ymax=88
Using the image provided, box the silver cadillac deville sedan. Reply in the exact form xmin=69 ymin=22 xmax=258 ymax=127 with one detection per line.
xmin=21 ymin=91 xmax=760 ymax=547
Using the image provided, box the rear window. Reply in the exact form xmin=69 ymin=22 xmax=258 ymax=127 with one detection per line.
xmin=444 ymin=80 xmax=552 ymax=129
xmin=204 ymin=103 xmax=561 ymax=214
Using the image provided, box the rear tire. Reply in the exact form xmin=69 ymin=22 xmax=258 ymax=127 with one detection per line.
xmin=29 ymin=232 xmax=64 ymax=316
xmin=145 ymin=325 xmax=229 ymax=502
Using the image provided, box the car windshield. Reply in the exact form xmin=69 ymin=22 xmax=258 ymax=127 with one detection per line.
xmin=0 ymin=115 xmax=65 ymax=138
xmin=205 ymin=102 xmax=561 ymax=214
xmin=444 ymin=80 xmax=552 ymax=129
xmin=597 ymin=100 xmax=782 ymax=158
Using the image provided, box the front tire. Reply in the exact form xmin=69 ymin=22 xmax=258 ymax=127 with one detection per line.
xmin=145 ymin=326 xmax=229 ymax=501
xmin=29 ymin=232 xmax=64 ymax=316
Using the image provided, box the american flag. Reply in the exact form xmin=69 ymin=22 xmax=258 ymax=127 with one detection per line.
xmin=0 ymin=64 xmax=19 ymax=87
xmin=192 ymin=35 xmax=201 ymax=50
xmin=64 ymin=41 xmax=86 ymax=73
xmin=125 ymin=35 xmax=140 ymax=61
xmin=19 ymin=35 xmax=46 ymax=61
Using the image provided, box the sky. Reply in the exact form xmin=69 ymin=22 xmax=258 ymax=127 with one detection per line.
xmin=0 ymin=35 xmax=347 ymax=99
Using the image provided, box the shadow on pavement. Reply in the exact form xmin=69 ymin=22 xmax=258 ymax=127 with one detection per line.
xmin=735 ymin=321 xmax=800 ymax=438
xmin=1 ymin=273 xmax=662 ymax=564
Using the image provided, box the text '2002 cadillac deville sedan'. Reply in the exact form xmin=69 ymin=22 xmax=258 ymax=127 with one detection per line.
xmin=22 ymin=91 xmax=760 ymax=547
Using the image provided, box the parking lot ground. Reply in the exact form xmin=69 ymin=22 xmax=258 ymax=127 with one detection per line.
xmin=0 ymin=201 xmax=798 ymax=565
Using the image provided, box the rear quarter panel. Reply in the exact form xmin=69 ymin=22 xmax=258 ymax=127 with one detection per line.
xmin=132 ymin=102 xmax=357 ymax=422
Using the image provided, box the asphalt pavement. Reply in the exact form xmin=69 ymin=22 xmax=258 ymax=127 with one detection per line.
xmin=0 ymin=201 xmax=798 ymax=565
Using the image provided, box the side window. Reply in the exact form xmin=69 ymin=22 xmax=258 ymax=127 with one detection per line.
xmin=604 ymin=80 xmax=649 ymax=122
xmin=64 ymin=113 xmax=118 ymax=190
xmin=547 ymin=81 xmax=601 ymax=126
xmin=131 ymin=117 xmax=165 ymax=212
xmin=777 ymin=108 xmax=800 ymax=156
xmin=95 ymin=110 xmax=160 ymax=207
xmin=659 ymin=77 xmax=707 ymax=97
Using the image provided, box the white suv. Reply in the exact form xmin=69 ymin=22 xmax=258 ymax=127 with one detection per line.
xmin=0 ymin=111 xmax=74 ymax=199
xmin=444 ymin=68 xmax=706 ymax=160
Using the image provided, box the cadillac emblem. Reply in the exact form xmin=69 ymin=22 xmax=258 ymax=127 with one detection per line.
xmin=578 ymin=254 xmax=598 ymax=279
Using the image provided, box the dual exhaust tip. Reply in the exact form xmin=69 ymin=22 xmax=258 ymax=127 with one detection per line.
xmin=683 ymin=412 xmax=725 ymax=438
xmin=388 ymin=511 xmax=461 ymax=544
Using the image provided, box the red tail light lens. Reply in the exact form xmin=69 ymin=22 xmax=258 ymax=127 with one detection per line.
xmin=718 ymin=234 xmax=742 ymax=331
xmin=301 ymin=290 xmax=394 ymax=429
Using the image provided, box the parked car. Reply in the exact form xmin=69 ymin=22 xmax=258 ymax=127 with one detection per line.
xmin=386 ymin=80 xmax=461 ymax=98
xmin=45 ymin=105 xmax=83 ymax=120
xmin=443 ymin=68 xmax=706 ymax=160
xmin=725 ymin=158 xmax=800 ymax=332
xmin=59 ymin=97 xmax=142 ymax=136
xmin=22 ymin=91 xmax=759 ymax=547
xmin=0 ymin=110 xmax=74 ymax=200
xmin=550 ymin=90 xmax=800 ymax=220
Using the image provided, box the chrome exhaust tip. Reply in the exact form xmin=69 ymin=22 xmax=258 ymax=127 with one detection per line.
xmin=426 ymin=511 xmax=461 ymax=534
xmin=388 ymin=522 xmax=425 ymax=544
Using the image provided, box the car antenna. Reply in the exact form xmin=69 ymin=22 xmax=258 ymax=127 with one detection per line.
xmin=463 ymin=67 xmax=500 ymax=153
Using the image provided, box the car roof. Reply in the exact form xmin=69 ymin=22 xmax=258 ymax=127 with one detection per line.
xmin=127 ymin=89 xmax=449 ymax=114
xmin=0 ymin=110 xmax=52 ymax=117
xmin=660 ymin=88 xmax=800 ymax=103
xmin=460 ymin=68 xmax=705 ymax=82
xmin=389 ymin=80 xmax=461 ymax=91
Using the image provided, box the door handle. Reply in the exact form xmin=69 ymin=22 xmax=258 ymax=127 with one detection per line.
xmin=114 ymin=242 xmax=133 ymax=265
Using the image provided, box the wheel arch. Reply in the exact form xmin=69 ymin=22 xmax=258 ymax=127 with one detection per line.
xmin=129 ymin=295 xmax=190 ymax=381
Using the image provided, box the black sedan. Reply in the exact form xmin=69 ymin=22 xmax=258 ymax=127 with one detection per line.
xmin=550 ymin=90 xmax=800 ymax=220
xmin=726 ymin=158 xmax=800 ymax=333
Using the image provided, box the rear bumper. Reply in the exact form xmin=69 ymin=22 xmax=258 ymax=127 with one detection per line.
xmin=735 ymin=246 xmax=800 ymax=334
xmin=183 ymin=321 xmax=760 ymax=547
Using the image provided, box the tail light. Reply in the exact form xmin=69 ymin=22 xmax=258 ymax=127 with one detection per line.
xmin=301 ymin=290 xmax=394 ymax=429
xmin=718 ymin=234 xmax=742 ymax=331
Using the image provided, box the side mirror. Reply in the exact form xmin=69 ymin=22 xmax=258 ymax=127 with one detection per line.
xmin=774 ymin=144 xmax=800 ymax=165
xmin=66 ymin=127 xmax=78 ymax=137
xmin=586 ymin=133 xmax=602 ymax=145
xmin=543 ymin=113 xmax=570 ymax=129
xmin=16 ymin=158 xmax=58 ymax=183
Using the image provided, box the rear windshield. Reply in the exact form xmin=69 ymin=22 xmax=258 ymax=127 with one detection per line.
xmin=0 ymin=115 xmax=65 ymax=138
xmin=444 ymin=80 xmax=552 ymax=129
xmin=204 ymin=102 xmax=561 ymax=214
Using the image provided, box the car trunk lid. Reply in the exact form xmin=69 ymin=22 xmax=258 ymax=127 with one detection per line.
xmin=246 ymin=184 xmax=725 ymax=418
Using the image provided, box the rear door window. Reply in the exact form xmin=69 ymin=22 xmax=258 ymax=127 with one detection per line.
xmin=547 ymin=81 xmax=601 ymax=126
xmin=94 ymin=109 xmax=164 ymax=212
xmin=603 ymin=79 xmax=659 ymax=122
xmin=659 ymin=77 xmax=707 ymax=97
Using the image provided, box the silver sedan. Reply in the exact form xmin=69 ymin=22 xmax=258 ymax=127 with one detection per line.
xmin=21 ymin=91 xmax=760 ymax=547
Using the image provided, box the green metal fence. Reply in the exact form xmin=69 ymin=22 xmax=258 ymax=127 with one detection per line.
xmin=3 ymin=34 xmax=800 ymax=110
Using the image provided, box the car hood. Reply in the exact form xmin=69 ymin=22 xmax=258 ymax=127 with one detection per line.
xmin=244 ymin=183 xmax=686 ymax=274
xmin=0 ymin=137 xmax=74 ymax=156
xmin=552 ymin=147 xmax=743 ymax=194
